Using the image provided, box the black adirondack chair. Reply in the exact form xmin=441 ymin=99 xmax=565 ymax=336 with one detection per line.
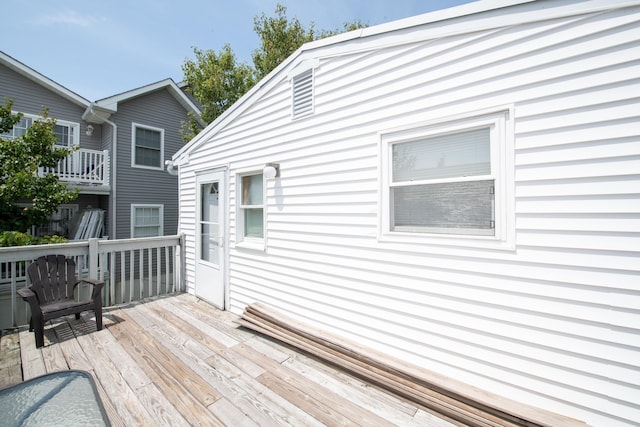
xmin=18 ymin=255 xmax=104 ymax=348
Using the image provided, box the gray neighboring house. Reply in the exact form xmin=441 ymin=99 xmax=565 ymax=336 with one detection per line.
xmin=0 ymin=51 xmax=202 ymax=239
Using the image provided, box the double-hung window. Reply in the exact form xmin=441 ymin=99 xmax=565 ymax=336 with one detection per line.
xmin=131 ymin=204 xmax=164 ymax=237
xmin=132 ymin=123 xmax=164 ymax=169
xmin=381 ymin=110 xmax=513 ymax=246
xmin=1 ymin=114 xmax=78 ymax=146
xmin=238 ymin=173 xmax=264 ymax=245
xmin=1 ymin=116 xmax=32 ymax=140
xmin=53 ymin=123 xmax=75 ymax=147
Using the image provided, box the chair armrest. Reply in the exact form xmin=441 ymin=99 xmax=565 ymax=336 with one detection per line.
xmin=17 ymin=287 xmax=36 ymax=300
xmin=17 ymin=287 xmax=42 ymax=314
xmin=79 ymin=278 xmax=105 ymax=288
xmin=75 ymin=278 xmax=105 ymax=302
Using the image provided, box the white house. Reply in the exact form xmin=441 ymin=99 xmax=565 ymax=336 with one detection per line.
xmin=172 ymin=1 xmax=640 ymax=425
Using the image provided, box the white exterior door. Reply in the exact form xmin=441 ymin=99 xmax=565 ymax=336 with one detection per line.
xmin=195 ymin=170 xmax=226 ymax=308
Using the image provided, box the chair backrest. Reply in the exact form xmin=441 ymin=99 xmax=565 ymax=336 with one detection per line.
xmin=27 ymin=255 xmax=78 ymax=303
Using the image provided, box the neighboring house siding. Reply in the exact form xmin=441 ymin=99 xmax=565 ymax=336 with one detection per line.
xmin=179 ymin=4 xmax=640 ymax=427
xmin=114 ymin=89 xmax=188 ymax=238
xmin=0 ymin=64 xmax=100 ymax=150
xmin=100 ymin=123 xmax=115 ymax=238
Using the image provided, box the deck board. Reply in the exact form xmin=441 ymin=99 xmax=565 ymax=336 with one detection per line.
xmin=0 ymin=330 xmax=21 ymax=388
xmin=18 ymin=327 xmax=46 ymax=380
xmin=1 ymin=293 xmax=456 ymax=426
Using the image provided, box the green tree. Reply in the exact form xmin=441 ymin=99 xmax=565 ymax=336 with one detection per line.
xmin=181 ymin=45 xmax=256 ymax=140
xmin=0 ymin=99 xmax=78 ymax=232
xmin=251 ymin=3 xmax=316 ymax=81
xmin=181 ymin=3 xmax=367 ymax=138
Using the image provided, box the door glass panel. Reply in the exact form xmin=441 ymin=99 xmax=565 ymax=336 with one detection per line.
xmin=200 ymin=182 xmax=219 ymax=264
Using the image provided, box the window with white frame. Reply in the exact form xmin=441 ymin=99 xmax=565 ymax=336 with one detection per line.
xmin=132 ymin=123 xmax=164 ymax=169
xmin=1 ymin=113 xmax=79 ymax=146
xmin=53 ymin=123 xmax=74 ymax=147
xmin=131 ymin=204 xmax=163 ymax=237
xmin=238 ymin=173 xmax=264 ymax=241
xmin=1 ymin=116 xmax=32 ymax=139
xmin=381 ymin=110 xmax=512 ymax=244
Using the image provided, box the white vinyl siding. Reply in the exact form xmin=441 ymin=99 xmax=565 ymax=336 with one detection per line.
xmin=131 ymin=204 xmax=163 ymax=237
xmin=177 ymin=3 xmax=640 ymax=426
xmin=132 ymin=123 xmax=164 ymax=169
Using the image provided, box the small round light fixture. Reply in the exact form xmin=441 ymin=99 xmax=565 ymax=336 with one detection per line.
xmin=263 ymin=163 xmax=280 ymax=179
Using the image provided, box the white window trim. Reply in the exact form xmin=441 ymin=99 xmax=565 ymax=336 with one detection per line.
xmin=130 ymin=204 xmax=164 ymax=238
xmin=131 ymin=122 xmax=164 ymax=170
xmin=379 ymin=107 xmax=515 ymax=250
xmin=235 ymin=169 xmax=266 ymax=251
xmin=1 ymin=112 xmax=79 ymax=146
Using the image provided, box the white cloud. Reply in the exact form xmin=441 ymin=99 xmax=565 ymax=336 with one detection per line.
xmin=37 ymin=10 xmax=99 ymax=27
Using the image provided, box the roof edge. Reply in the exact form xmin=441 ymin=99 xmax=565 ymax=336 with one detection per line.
xmin=94 ymin=78 xmax=202 ymax=120
xmin=0 ymin=50 xmax=90 ymax=108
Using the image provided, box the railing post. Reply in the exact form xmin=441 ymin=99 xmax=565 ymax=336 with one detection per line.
xmin=103 ymin=149 xmax=110 ymax=187
xmin=89 ymin=238 xmax=99 ymax=279
xmin=179 ymin=233 xmax=186 ymax=292
xmin=11 ymin=262 xmax=17 ymax=328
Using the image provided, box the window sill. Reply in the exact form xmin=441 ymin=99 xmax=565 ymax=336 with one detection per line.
xmin=235 ymin=240 xmax=266 ymax=252
xmin=131 ymin=164 xmax=164 ymax=171
xmin=378 ymin=231 xmax=515 ymax=252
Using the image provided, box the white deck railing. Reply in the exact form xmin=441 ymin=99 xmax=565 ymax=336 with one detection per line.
xmin=0 ymin=234 xmax=185 ymax=329
xmin=40 ymin=148 xmax=110 ymax=187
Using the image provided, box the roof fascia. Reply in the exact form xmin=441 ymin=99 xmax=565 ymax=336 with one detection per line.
xmin=93 ymin=78 xmax=202 ymax=119
xmin=0 ymin=51 xmax=90 ymax=108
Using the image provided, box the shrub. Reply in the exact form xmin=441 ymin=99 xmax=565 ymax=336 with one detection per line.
xmin=0 ymin=231 xmax=68 ymax=247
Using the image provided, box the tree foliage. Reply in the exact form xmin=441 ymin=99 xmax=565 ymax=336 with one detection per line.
xmin=251 ymin=4 xmax=316 ymax=81
xmin=0 ymin=99 xmax=78 ymax=232
xmin=182 ymin=45 xmax=256 ymax=130
xmin=181 ymin=4 xmax=367 ymax=139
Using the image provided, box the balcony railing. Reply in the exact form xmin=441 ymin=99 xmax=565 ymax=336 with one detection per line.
xmin=40 ymin=148 xmax=110 ymax=187
xmin=0 ymin=234 xmax=185 ymax=330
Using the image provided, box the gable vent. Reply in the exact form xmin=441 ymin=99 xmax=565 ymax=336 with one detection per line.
xmin=292 ymin=69 xmax=313 ymax=118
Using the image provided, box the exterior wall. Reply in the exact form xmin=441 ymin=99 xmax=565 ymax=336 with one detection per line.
xmin=112 ymin=89 xmax=189 ymax=239
xmin=178 ymin=3 xmax=639 ymax=426
xmin=100 ymin=123 xmax=115 ymax=238
xmin=0 ymin=64 xmax=99 ymax=150
xmin=0 ymin=61 xmax=106 ymax=238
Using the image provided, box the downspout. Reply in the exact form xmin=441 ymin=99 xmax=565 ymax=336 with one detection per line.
xmin=104 ymin=119 xmax=117 ymax=239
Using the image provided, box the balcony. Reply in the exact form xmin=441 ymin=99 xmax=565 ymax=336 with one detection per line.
xmin=40 ymin=148 xmax=110 ymax=192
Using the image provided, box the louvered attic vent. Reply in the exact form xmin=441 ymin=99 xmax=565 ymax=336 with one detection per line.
xmin=292 ymin=69 xmax=313 ymax=118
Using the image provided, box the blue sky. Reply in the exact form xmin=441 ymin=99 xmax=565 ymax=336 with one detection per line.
xmin=3 ymin=0 xmax=473 ymax=101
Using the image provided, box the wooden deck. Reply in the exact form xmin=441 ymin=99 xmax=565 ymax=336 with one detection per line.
xmin=0 ymin=293 xmax=456 ymax=426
